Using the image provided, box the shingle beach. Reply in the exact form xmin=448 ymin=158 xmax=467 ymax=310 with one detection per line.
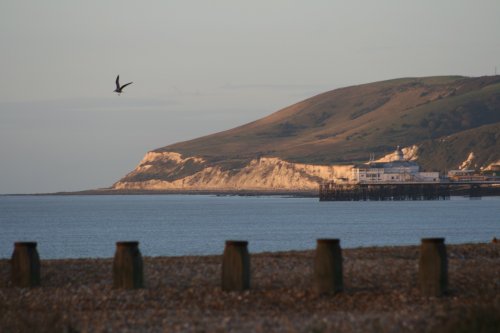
xmin=1 ymin=243 xmax=499 ymax=333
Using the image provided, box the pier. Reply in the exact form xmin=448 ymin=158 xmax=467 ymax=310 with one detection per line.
xmin=319 ymin=181 xmax=500 ymax=201
xmin=320 ymin=145 xmax=500 ymax=201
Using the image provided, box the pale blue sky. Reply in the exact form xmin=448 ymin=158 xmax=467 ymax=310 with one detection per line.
xmin=1 ymin=1 xmax=500 ymax=193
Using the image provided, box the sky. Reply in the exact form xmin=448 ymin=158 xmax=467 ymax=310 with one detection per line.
xmin=1 ymin=0 xmax=500 ymax=194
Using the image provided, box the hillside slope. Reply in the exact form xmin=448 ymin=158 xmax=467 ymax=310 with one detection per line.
xmin=114 ymin=76 xmax=500 ymax=191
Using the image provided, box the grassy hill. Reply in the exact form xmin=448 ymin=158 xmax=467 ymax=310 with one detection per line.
xmin=155 ymin=75 xmax=500 ymax=171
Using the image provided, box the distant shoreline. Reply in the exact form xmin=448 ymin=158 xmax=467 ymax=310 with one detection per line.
xmin=1 ymin=188 xmax=319 ymax=197
xmin=3 ymin=187 xmax=500 ymax=197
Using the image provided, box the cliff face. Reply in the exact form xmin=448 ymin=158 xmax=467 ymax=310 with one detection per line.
xmin=113 ymin=76 xmax=500 ymax=191
xmin=113 ymin=148 xmax=425 ymax=191
xmin=113 ymin=152 xmax=353 ymax=191
xmin=112 ymin=146 xmax=497 ymax=191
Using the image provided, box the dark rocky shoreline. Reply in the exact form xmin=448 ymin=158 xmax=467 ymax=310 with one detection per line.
xmin=4 ymin=186 xmax=500 ymax=198
xmin=1 ymin=243 xmax=499 ymax=332
xmin=3 ymin=188 xmax=318 ymax=197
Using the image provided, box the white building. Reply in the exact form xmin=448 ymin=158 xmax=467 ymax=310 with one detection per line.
xmin=351 ymin=147 xmax=440 ymax=183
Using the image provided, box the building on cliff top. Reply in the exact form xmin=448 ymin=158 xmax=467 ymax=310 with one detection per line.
xmin=351 ymin=146 xmax=439 ymax=183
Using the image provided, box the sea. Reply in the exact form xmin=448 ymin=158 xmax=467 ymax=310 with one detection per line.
xmin=0 ymin=195 xmax=499 ymax=259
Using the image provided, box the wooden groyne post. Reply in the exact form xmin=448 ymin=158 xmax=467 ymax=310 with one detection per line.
xmin=418 ymin=238 xmax=448 ymax=297
xmin=113 ymin=241 xmax=143 ymax=289
xmin=11 ymin=242 xmax=41 ymax=288
xmin=314 ymin=239 xmax=343 ymax=294
xmin=221 ymin=240 xmax=250 ymax=291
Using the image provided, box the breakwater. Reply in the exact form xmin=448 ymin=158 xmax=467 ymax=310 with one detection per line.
xmin=7 ymin=238 xmax=449 ymax=297
xmin=1 ymin=242 xmax=498 ymax=333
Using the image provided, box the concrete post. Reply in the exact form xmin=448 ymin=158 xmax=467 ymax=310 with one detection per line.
xmin=11 ymin=242 xmax=40 ymax=288
xmin=113 ymin=241 xmax=143 ymax=289
xmin=314 ymin=239 xmax=343 ymax=294
xmin=221 ymin=240 xmax=250 ymax=291
xmin=419 ymin=238 xmax=448 ymax=296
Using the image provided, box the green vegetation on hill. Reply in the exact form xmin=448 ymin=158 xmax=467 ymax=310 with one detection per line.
xmin=154 ymin=75 xmax=499 ymax=172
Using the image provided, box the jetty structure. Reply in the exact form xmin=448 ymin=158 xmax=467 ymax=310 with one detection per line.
xmin=319 ymin=146 xmax=500 ymax=201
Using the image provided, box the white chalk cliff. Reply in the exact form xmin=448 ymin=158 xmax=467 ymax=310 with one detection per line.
xmin=113 ymin=152 xmax=353 ymax=191
xmin=113 ymin=147 xmax=423 ymax=191
xmin=374 ymin=145 xmax=419 ymax=162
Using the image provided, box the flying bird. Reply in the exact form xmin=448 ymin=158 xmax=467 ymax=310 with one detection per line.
xmin=114 ymin=75 xmax=133 ymax=94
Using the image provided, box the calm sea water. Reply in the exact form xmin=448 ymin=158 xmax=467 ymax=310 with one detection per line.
xmin=0 ymin=195 xmax=499 ymax=259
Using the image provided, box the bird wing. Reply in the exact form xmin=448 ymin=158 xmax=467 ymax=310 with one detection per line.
xmin=121 ymin=82 xmax=133 ymax=90
xmin=115 ymin=75 xmax=120 ymax=89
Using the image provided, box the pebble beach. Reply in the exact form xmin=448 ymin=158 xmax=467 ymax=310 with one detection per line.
xmin=1 ymin=243 xmax=499 ymax=333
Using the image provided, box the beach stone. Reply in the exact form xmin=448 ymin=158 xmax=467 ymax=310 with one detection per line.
xmin=113 ymin=241 xmax=143 ymax=289
xmin=0 ymin=243 xmax=498 ymax=332
xmin=221 ymin=240 xmax=250 ymax=291
xmin=418 ymin=238 xmax=447 ymax=297
xmin=11 ymin=242 xmax=41 ymax=288
xmin=314 ymin=239 xmax=343 ymax=294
